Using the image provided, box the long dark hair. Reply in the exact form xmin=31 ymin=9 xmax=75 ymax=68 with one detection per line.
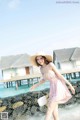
xmin=35 ymin=56 xmax=51 ymax=66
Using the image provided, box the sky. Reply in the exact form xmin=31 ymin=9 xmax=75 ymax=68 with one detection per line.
xmin=0 ymin=0 xmax=80 ymax=57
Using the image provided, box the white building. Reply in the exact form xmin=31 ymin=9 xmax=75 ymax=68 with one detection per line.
xmin=53 ymin=47 xmax=80 ymax=80
xmin=0 ymin=53 xmax=40 ymax=80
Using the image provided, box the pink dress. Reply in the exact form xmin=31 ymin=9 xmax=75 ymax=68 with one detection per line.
xmin=40 ymin=63 xmax=72 ymax=104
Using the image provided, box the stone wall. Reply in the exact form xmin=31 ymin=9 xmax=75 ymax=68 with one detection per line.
xmin=0 ymin=82 xmax=80 ymax=120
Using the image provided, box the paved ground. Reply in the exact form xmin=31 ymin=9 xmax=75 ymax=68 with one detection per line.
xmin=59 ymin=103 xmax=80 ymax=120
xmin=15 ymin=103 xmax=80 ymax=120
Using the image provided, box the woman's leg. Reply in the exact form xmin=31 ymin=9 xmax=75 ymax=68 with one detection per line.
xmin=52 ymin=104 xmax=59 ymax=120
xmin=45 ymin=101 xmax=58 ymax=120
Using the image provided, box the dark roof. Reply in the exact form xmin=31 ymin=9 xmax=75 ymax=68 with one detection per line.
xmin=53 ymin=47 xmax=80 ymax=62
xmin=71 ymin=48 xmax=80 ymax=60
xmin=0 ymin=54 xmax=32 ymax=70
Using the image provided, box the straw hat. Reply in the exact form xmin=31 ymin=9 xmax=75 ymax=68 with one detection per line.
xmin=30 ymin=51 xmax=52 ymax=66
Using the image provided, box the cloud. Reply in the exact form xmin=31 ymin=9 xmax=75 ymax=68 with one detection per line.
xmin=8 ymin=0 xmax=20 ymax=9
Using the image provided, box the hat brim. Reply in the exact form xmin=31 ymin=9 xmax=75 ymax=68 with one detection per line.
xmin=30 ymin=54 xmax=52 ymax=66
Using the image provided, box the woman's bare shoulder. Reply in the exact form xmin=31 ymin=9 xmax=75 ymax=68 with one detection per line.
xmin=48 ymin=62 xmax=57 ymax=71
xmin=49 ymin=62 xmax=55 ymax=67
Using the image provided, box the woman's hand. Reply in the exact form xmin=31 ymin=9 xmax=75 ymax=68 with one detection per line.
xmin=30 ymin=85 xmax=37 ymax=91
xmin=30 ymin=79 xmax=45 ymax=91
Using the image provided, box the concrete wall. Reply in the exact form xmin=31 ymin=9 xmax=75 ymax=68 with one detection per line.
xmin=60 ymin=62 xmax=74 ymax=70
xmin=75 ymin=60 xmax=80 ymax=68
xmin=3 ymin=69 xmax=16 ymax=80
xmin=2 ymin=66 xmax=41 ymax=80
xmin=2 ymin=67 xmax=30 ymax=79
xmin=32 ymin=66 xmax=41 ymax=74
xmin=16 ymin=68 xmax=26 ymax=76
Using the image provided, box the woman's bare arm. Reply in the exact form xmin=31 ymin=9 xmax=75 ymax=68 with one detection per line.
xmin=30 ymin=78 xmax=45 ymax=90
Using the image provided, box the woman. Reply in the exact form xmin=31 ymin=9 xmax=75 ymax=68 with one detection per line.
xmin=30 ymin=52 xmax=75 ymax=120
